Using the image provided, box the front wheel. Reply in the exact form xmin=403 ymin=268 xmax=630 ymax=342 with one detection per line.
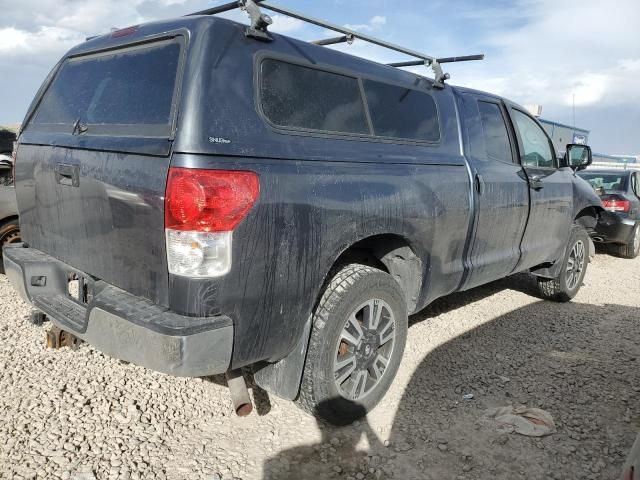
xmin=296 ymin=264 xmax=408 ymax=425
xmin=0 ymin=219 xmax=21 ymax=275
xmin=537 ymin=224 xmax=589 ymax=302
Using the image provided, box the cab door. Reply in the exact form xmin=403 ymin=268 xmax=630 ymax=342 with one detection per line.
xmin=507 ymin=107 xmax=574 ymax=270
xmin=459 ymin=93 xmax=529 ymax=290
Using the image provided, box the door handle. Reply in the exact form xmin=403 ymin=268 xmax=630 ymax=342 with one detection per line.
xmin=55 ymin=163 xmax=80 ymax=187
xmin=475 ymin=173 xmax=485 ymax=195
xmin=529 ymin=175 xmax=544 ymax=190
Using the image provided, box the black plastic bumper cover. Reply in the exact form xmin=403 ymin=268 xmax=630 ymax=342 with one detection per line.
xmin=592 ymin=212 xmax=636 ymax=245
xmin=2 ymin=244 xmax=233 ymax=377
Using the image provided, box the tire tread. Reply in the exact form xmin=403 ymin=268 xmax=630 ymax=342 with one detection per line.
xmin=297 ymin=264 xmax=379 ymax=415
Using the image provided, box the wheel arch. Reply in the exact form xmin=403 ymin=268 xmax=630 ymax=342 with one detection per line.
xmin=317 ymin=233 xmax=423 ymax=315
xmin=254 ymin=232 xmax=424 ymax=401
xmin=0 ymin=215 xmax=19 ymax=226
xmin=573 ymin=205 xmax=602 ymax=232
xmin=531 ymin=212 xmax=597 ymax=279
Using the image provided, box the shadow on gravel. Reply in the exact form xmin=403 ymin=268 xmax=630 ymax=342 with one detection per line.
xmin=262 ymin=401 xmax=383 ymax=480
xmin=263 ymin=298 xmax=639 ymax=480
xmin=409 ymin=272 xmax=539 ymax=326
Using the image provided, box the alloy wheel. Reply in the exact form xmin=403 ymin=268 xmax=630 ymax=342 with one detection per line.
xmin=566 ymin=240 xmax=586 ymax=290
xmin=333 ymin=299 xmax=396 ymax=401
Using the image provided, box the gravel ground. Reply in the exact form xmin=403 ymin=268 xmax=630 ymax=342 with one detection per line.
xmin=0 ymin=252 xmax=638 ymax=480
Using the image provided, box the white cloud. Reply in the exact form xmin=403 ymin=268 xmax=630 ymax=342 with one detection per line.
xmin=370 ymin=16 xmax=387 ymax=27
xmin=0 ymin=28 xmax=29 ymax=52
xmin=344 ymin=15 xmax=387 ymax=32
xmin=269 ymin=15 xmax=305 ymax=34
xmin=0 ymin=26 xmax=84 ymax=57
xmin=451 ymin=0 xmax=640 ymax=109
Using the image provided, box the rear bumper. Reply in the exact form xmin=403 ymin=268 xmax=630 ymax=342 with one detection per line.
xmin=592 ymin=212 xmax=636 ymax=245
xmin=2 ymin=244 xmax=233 ymax=377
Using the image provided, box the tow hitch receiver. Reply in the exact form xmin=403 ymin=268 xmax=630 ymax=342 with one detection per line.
xmin=46 ymin=325 xmax=81 ymax=350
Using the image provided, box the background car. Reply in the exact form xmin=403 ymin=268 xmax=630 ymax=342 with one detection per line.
xmin=0 ymin=128 xmax=20 ymax=274
xmin=0 ymin=128 xmax=16 ymax=163
xmin=578 ymin=169 xmax=640 ymax=258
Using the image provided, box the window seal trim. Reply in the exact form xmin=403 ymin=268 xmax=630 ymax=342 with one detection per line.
xmin=254 ymin=51 xmax=442 ymax=147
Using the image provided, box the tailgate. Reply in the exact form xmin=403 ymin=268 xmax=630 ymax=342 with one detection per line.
xmin=15 ymin=36 xmax=185 ymax=306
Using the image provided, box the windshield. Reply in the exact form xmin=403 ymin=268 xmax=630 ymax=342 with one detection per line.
xmin=578 ymin=172 xmax=628 ymax=193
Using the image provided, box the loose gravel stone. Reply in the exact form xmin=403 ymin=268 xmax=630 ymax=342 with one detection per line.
xmin=0 ymin=253 xmax=638 ymax=479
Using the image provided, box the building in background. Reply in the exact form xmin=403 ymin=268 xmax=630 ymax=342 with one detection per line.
xmin=538 ymin=118 xmax=590 ymax=154
xmin=525 ymin=107 xmax=638 ymax=167
xmin=592 ymin=152 xmax=637 ymax=165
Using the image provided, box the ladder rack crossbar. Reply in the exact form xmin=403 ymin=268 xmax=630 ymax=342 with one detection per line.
xmin=258 ymin=2 xmax=437 ymax=63
xmin=185 ymin=0 xmax=484 ymax=86
xmin=388 ymin=55 xmax=485 ymax=68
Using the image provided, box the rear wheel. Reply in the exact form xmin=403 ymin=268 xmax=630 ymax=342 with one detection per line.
xmin=613 ymin=223 xmax=640 ymax=259
xmin=0 ymin=219 xmax=21 ymax=274
xmin=537 ymin=224 xmax=589 ymax=302
xmin=297 ymin=264 xmax=408 ymax=425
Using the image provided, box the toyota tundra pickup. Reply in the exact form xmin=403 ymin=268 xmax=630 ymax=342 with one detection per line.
xmin=3 ymin=8 xmax=602 ymax=423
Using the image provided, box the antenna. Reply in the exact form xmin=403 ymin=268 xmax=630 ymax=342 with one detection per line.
xmin=186 ymin=0 xmax=484 ymax=88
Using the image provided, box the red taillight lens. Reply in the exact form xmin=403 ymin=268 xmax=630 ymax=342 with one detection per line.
xmin=111 ymin=26 xmax=138 ymax=38
xmin=165 ymin=168 xmax=260 ymax=232
xmin=602 ymin=198 xmax=630 ymax=213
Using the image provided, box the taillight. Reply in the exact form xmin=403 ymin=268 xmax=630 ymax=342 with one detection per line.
xmin=111 ymin=26 xmax=138 ymax=38
xmin=602 ymin=198 xmax=630 ymax=213
xmin=165 ymin=168 xmax=259 ymax=278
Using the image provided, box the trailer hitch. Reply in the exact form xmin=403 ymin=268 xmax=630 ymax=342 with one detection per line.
xmin=46 ymin=325 xmax=81 ymax=350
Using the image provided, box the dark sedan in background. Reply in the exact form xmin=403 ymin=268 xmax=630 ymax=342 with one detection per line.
xmin=578 ymin=169 xmax=640 ymax=258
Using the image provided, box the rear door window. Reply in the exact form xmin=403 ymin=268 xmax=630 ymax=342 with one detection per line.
xmin=362 ymin=80 xmax=440 ymax=142
xmin=260 ymin=59 xmax=370 ymax=135
xmin=31 ymin=39 xmax=182 ymax=137
xmin=478 ymin=101 xmax=513 ymax=162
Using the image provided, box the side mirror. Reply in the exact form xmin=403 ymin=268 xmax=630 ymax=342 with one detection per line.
xmin=565 ymin=144 xmax=592 ymax=171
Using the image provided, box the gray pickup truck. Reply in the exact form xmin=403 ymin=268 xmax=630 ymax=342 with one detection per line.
xmin=3 ymin=3 xmax=603 ymax=423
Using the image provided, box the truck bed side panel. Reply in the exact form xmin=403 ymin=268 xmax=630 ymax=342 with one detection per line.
xmin=169 ymin=154 xmax=471 ymax=368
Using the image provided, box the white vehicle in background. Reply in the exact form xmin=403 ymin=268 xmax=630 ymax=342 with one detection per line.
xmin=0 ymin=128 xmax=20 ymax=274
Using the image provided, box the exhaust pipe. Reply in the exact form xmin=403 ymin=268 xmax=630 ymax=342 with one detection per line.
xmin=225 ymin=369 xmax=253 ymax=417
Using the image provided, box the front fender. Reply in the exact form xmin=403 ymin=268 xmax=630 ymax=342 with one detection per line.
xmin=571 ymin=171 xmax=603 ymax=219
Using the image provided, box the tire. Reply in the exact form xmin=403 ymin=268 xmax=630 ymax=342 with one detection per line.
xmin=537 ymin=224 xmax=589 ymax=302
xmin=297 ymin=264 xmax=408 ymax=425
xmin=0 ymin=219 xmax=21 ymax=275
xmin=612 ymin=223 xmax=640 ymax=259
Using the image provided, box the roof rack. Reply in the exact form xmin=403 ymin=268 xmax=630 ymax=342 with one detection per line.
xmin=187 ymin=0 xmax=484 ymax=88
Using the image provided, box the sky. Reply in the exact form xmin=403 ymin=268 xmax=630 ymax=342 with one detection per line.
xmin=0 ymin=0 xmax=639 ymax=155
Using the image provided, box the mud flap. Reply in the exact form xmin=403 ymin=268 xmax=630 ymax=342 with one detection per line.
xmin=253 ymin=315 xmax=312 ymax=400
xmin=587 ymin=237 xmax=596 ymax=261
